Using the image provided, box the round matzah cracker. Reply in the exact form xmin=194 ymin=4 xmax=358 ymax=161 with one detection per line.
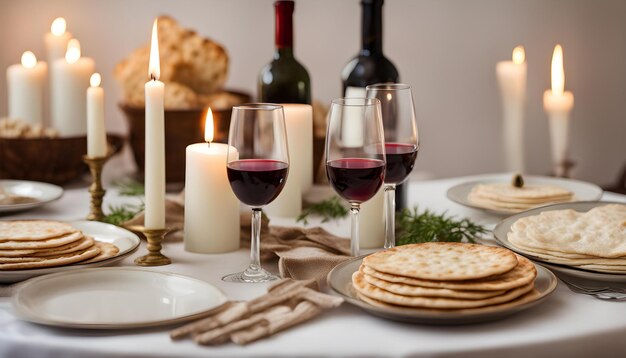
xmin=360 ymin=268 xmax=506 ymax=299
xmin=81 ymin=241 xmax=120 ymax=264
xmin=352 ymin=271 xmax=534 ymax=309
xmin=0 ymin=231 xmax=83 ymax=250
xmin=361 ymin=255 xmax=536 ymax=291
xmin=571 ymin=264 xmax=626 ymax=273
xmin=0 ymin=236 xmax=92 ymax=257
xmin=362 ymin=243 xmax=518 ymax=281
xmin=0 ymin=245 xmax=100 ymax=270
xmin=467 ymin=193 xmax=569 ymax=213
xmin=470 ymin=183 xmax=572 ymax=202
xmin=507 ymin=239 xmax=626 ymax=266
xmin=0 ymin=220 xmax=77 ymax=241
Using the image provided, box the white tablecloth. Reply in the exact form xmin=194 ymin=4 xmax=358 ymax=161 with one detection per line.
xmin=1 ymin=172 xmax=626 ymax=358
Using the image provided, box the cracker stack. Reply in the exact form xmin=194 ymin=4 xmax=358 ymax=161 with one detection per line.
xmin=468 ymin=183 xmax=572 ymax=213
xmin=353 ymin=243 xmax=538 ymax=311
xmin=0 ymin=220 xmax=119 ymax=270
xmin=507 ymin=204 xmax=626 ymax=273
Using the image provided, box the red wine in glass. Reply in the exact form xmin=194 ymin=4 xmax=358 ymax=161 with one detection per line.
xmin=227 ymin=159 xmax=289 ymax=207
xmin=384 ymin=143 xmax=418 ymax=184
xmin=327 ymin=158 xmax=385 ymax=203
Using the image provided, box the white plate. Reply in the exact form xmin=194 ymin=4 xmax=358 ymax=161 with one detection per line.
xmin=12 ymin=268 xmax=228 ymax=329
xmin=327 ymin=257 xmax=557 ymax=325
xmin=493 ymin=201 xmax=626 ymax=283
xmin=0 ymin=221 xmax=140 ymax=283
xmin=447 ymin=174 xmax=603 ymax=216
xmin=0 ymin=180 xmax=63 ymax=213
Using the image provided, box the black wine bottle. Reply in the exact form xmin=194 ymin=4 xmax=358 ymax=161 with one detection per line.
xmin=258 ymin=0 xmax=311 ymax=104
xmin=341 ymin=0 xmax=407 ymax=210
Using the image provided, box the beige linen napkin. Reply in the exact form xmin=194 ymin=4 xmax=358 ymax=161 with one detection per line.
xmin=170 ymin=278 xmax=344 ymax=345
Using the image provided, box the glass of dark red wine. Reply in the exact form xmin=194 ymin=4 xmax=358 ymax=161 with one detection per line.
xmin=326 ymin=98 xmax=386 ymax=256
xmin=223 ymin=104 xmax=289 ymax=283
xmin=366 ymin=83 xmax=419 ymax=249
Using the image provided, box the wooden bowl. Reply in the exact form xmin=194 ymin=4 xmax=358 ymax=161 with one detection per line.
xmin=0 ymin=134 xmax=124 ymax=185
xmin=120 ymin=89 xmax=251 ymax=183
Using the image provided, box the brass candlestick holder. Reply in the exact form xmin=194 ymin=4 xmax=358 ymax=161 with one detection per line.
xmin=83 ymin=155 xmax=110 ymax=221
xmin=135 ymin=227 xmax=171 ymax=266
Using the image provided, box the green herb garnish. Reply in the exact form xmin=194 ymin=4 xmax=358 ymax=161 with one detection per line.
xmin=102 ymin=202 xmax=144 ymax=226
xmin=114 ymin=179 xmax=145 ymax=197
xmin=296 ymin=197 xmax=349 ymax=225
xmin=395 ymin=208 xmax=487 ymax=245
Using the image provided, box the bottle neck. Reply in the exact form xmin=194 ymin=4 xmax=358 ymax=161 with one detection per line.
xmin=275 ymin=1 xmax=294 ymax=52
xmin=361 ymin=0 xmax=384 ymax=55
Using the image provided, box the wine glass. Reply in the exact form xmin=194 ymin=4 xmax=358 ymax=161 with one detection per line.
xmin=366 ymin=83 xmax=419 ymax=249
xmin=223 ymin=104 xmax=289 ymax=283
xmin=326 ymin=98 xmax=386 ymax=256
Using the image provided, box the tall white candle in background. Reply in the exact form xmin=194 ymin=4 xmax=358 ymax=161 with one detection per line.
xmin=44 ymin=17 xmax=71 ymax=64
xmin=265 ymin=104 xmax=312 ymax=217
xmin=6 ymin=51 xmax=47 ymax=125
xmin=86 ymin=73 xmax=107 ymax=157
xmin=144 ymin=19 xmax=166 ymax=230
xmin=184 ymin=109 xmax=240 ymax=253
xmin=496 ymin=45 xmax=527 ymax=173
xmin=543 ymin=44 xmax=574 ymax=177
xmin=50 ymin=39 xmax=95 ymax=136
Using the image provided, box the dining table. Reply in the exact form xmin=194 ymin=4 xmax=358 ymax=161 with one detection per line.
xmin=1 ymin=153 xmax=625 ymax=358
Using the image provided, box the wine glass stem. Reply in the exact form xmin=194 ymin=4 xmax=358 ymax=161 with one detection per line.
xmin=384 ymin=184 xmax=396 ymax=249
xmin=250 ymin=208 xmax=262 ymax=271
xmin=350 ymin=204 xmax=360 ymax=256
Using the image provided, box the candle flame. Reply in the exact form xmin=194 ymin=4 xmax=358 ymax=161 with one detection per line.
xmin=204 ymin=108 xmax=214 ymax=143
xmin=65 ymin=39 xmax=81 ymax=64
xmin=551 ymin=44 xmax=565 ymax=96
xmin=512 ymin=45 xmax=525 ymax=64
xmin=90 ymin=73 xmax=101 ymax=87
xmin=21 ymin=51 xmax=37 ymax=68
xmin=148 ymin=19 xmax=160 ymax=80
xmin=51 ymin=17 xmax=67 ymax=36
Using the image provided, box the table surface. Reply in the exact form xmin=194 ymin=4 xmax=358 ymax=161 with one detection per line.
xmin=1 ymin=166 xmax=626 ymax=358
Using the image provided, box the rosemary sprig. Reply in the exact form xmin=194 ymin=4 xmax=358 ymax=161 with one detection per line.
xmin=296 ymin=197 xmax=349 ymax=225
xmin=114 ymin=179 xmax=145 ymax=197
xmin=395 ymin=208 xmax=487 ymax=245
xmin=102 ymin=202 xmax=145 ymax=226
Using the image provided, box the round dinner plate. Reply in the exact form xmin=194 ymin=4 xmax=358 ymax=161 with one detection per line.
xmin=326 ymin=256 xmax=557 ymax=325
xmin=0 ymin=180 xmax=64 ymax=213
xmin=12 ymin=268 xmax=228 ymax=329
xmin=0 ymin=221 xmax=141 ymax=283
xmin=493 ymin=201 xmax=626 ymax=283
xmin=446 ymin=174 xmax=603 ymax=216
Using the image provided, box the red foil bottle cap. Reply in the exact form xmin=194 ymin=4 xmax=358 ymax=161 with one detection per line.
xmin=275 ymin=0 xmax=294 ymax=48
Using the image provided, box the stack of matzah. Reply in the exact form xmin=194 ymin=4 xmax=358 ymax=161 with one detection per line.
xmin=352 ymin=243 xmax=539 ymax=312
xmin=468 ymin=183 xmax=572 ymax=213
xmin=507 ymin=204 xmax=626 ymax=274
xmin=0 ymin=220 xmax=119 ymax=270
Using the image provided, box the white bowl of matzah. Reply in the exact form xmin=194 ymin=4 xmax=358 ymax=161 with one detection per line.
xmin=327 ymin=242 xmax=557 ymax=324
xmin=0 ymin=220 xmax=140 ymax=283
xmin=447 ymin=174 xmax=602 ymax=215
xmin=494 ymin=202 xmax=626 ymax=280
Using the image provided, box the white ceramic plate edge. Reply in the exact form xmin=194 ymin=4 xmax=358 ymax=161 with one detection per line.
xmin=0 ymin=180 xmax=64 ymax=212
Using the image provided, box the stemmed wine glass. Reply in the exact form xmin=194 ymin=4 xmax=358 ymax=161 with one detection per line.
xmin=366 ymin=83 xmax=419 ymax=249
xmin=223 ymin=104 xmax=289 ymax=283
xmin=326 ymin=98 xmax=386 ymax=256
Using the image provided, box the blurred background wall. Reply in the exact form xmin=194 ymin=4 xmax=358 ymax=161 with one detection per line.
xmin=0 ymin=0 xmax=624 ymax=186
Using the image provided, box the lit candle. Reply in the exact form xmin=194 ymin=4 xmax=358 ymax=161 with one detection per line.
xmin=543 ymin=44 xmax=574 ymax=177
xmin=144 ymin=19 xmax=166 ymax=230
xmin=184 ymin=109 xmax=240 ymax=253
xmin=87 ymin=73 xmax=107 ymax=157
xmin=496 ymin=45 xmax=527 ymax=173
xmin=50 ymin=39 xmax=95 ymax=136
xmin=6 ymin=51 xmax=47 ymax=125
xmin=265 ymin=104 xmax=312 ymax=217
xmin=44 ymin=17 xmax=72 ymax=64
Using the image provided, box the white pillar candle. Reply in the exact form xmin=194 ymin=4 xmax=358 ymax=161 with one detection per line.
xmin=144 ymin=19 xmax=166 ymax=230
xmin=265 ymin=104 xmax=312 ymax=217
xmin=86 ymin=73 xmax=107 ymax=157
xmin=543 ymin=44 xmax=574 ymax=176
xmin=44 ymin=17 xmax=72 ymax=64
xmin=359 ymin=187 xmax=384 ymax=249
xmin=496 ymin=45 xmax=527 ymax=173
xmin=6 ymin=51 xmax=47 ymax=125
xmin=184 ymin=109 xmax=240 ymax=253
xmin=50 ymin=39 xmax=95 ymax=136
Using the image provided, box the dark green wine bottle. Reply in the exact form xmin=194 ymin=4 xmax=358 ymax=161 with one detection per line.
xmin=258 ymin=0 xmax=311 ymax=104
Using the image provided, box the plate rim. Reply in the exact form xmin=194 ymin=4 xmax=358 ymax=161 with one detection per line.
xmin=0 ymin=180 xmax=64 ymax=211
xmin=11 ymin=267 xmax=229 ymax=329
xmin=326 ymin=255 xmax=558 ymax=323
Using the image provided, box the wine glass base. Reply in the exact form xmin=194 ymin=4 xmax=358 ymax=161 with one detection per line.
xmin=221 ymin=267 xmax=279 ymax=283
